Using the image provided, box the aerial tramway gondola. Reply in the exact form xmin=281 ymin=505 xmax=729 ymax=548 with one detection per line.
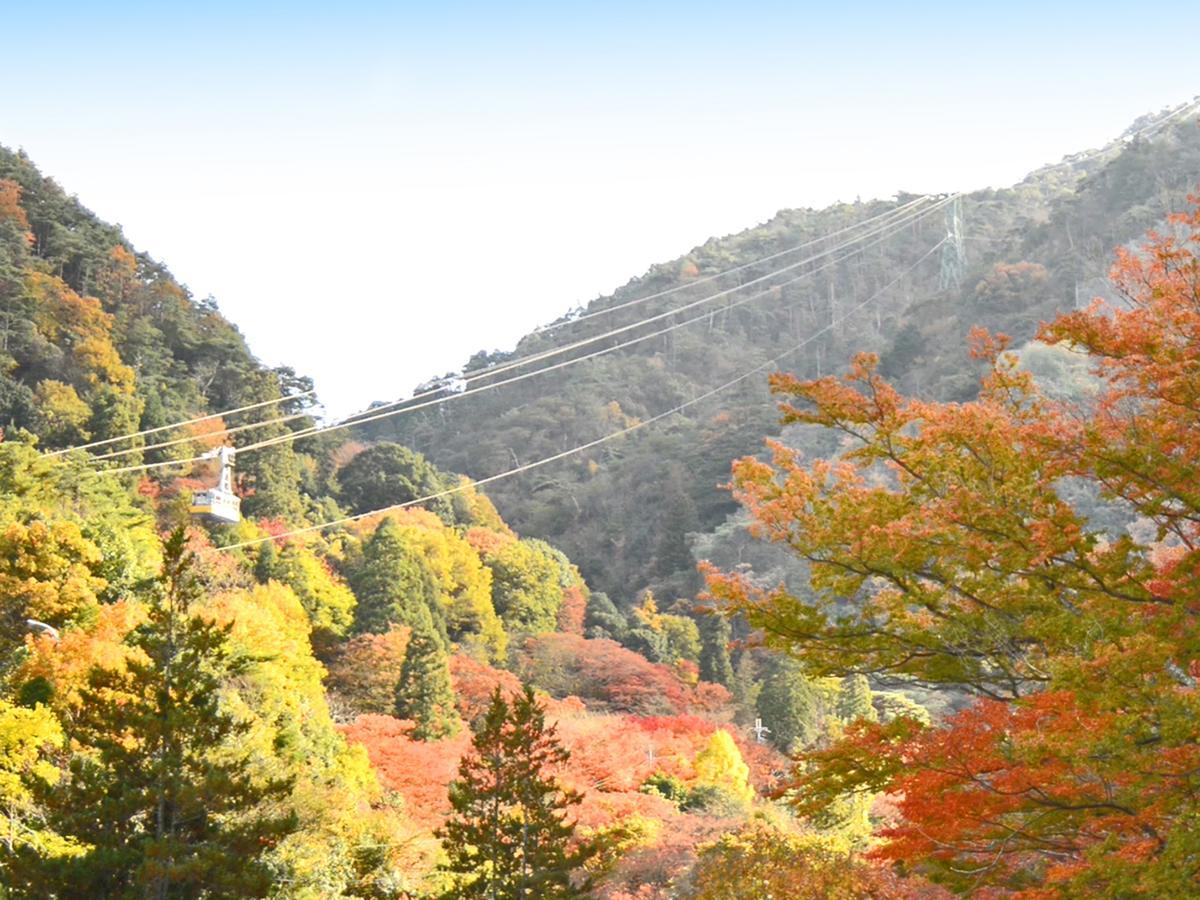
xmin=188 ymin=445 xmax=242 ymax=523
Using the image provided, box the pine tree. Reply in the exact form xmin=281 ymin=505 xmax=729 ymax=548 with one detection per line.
xmin=756 ymin=655 xmax=820 ymax=753
xmin=835 ymin=673 xmax=877 ymax=724
xmin=350 ymin=518 xmax=447 ymax=640
xmin=394 ymin=604 xmax=459 ymax=740
xmin=24 ymin=527 xmax=296 ymax=897
xmin=652 ymin=465 xmax=700 ymax=592
xmin=438 ymin=686 xmax=594 ymax=898
xmin=729 ymin=651 xmax=762 ymax=727
xmin=698 ymin=615 xmax=734 ymax=686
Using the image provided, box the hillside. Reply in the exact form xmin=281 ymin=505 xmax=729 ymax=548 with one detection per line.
xmin=358 ymin=109 xmax=1200 ymax=607
xmin=0 ymin=141 xmax=871 ymax=894
xmin=2 ymin=103 xmax=1200 ymax=896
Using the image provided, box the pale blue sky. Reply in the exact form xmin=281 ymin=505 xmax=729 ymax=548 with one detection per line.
xmin=3 ymin=3 xmax=1196 ymax=414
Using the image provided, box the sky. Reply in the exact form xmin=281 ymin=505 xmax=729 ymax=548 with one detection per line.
xmin=1 ymin=2 xmax=1197 ymax=416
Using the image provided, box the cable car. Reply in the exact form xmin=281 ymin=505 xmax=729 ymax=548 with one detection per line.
xmin=189 ymin=445 xmax=242 ymax=523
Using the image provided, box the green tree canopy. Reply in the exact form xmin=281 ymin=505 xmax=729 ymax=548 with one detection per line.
xmin=438 ymin=686 xmax=593 ymax=898
xmin=336 ymin=443 xmax=458 ymax=522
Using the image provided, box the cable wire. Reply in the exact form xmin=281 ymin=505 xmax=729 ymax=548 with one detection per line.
xmin=239 ymin=204 xmax=944 ymax=454
xmin=100 ymin=196 xmax=948 ymax=476
xmin=455 ymin=195 xmax=956 ymax=387
xmin=216 ymin=237 xmax=945 ymax=551
xmin=54 ymin=97 xmax=1200 ymax=464
xmin=530 ymin=194 xmax=934 ymax=334
xmin=49 ymin=390 xmax=316 ymax=457
xmin=86 ymin=411 xmax=314 ymax=462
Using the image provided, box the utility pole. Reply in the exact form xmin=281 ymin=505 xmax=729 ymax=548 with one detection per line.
xmin=752 ymin=718 xmax=771 ymax=744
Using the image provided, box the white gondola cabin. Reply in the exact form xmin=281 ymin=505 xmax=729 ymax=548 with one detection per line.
xmin=189 ymin=445 xmax=242 ymax=523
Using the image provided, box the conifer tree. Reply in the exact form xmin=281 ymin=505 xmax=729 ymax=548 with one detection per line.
xmin=394 ymin=604 xmax=459 ymax=740
xmin=835 ymin=673 xmax=876 ymax=724
xmin=698 ymin=614 xmax=734 ymax=686
xmin=438 ymin=686 xmax=593 ymax=898
xmin=729 ymin=651 xmax=762 ymax=727
xmin=756 ymin=655 xmax=820 ymax=753
xmin=25 ymin=527 xmax=296 ymax=897
xmin=350 ymin=518 xmax=446 ymax=640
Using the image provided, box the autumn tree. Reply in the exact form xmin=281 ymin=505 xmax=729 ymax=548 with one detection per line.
xmin=438 ymin=686 xmax=594 ymax=898
xmin=25 ymin=528 xmax=296 ymax=896
xmin=0 ymin=699 xmax=83 ymax=867
xmin=324 ymin=625 xmax=410 ymax=716
xmin=704 ymin=198 xmax=1200 ymax=894
xmin=255 ymin=540 xmax=356 ymax=647
xmin=689 ymin=729 xmax=754 ymax=812
xmin=682 ymin=820 xmax=931 ymax=900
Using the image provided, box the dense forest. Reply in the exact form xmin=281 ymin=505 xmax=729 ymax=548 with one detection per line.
xmin=0 ymin=102 xmax=1199 ymax=897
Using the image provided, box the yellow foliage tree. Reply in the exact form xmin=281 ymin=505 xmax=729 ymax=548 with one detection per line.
xmin=0 ymin=699 xmax=85 ymax=861
xmin=203 ymin=582 xmax=416 ymax=891
xmin=32 ymin=380 xmax=92 ymax=445
xmin=691 ymin=730 xmax=754 ymax=806
xmin=0 ymin=519 xmax=106 ymax=653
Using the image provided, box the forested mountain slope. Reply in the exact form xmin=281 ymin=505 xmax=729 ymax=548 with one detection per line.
xmin=4 ymin=105 xmax=1200 ymax=896
xmin=0 ymin=146 xmax=326 ymax=515
xmin=360 ymin=109 xmax=1200 ymax=604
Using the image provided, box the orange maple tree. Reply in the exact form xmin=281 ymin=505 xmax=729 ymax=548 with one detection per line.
xmin=704 ymin=197 xmax=1200 ymax=895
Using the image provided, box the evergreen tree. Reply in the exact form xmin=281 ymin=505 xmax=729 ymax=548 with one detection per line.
xmin=350 ymin=518 xmax=447 ymax=640
xmin=583 ymin=591 xmax=628 ymax=642
xmin=756 ymin=655 xmax=819 ymax=753
xmin=651 ymin=465 xmax=700 ymax=593
xmin=394 ymin=605 xmax=459 ymax=740
xmin=729 ymin=651 xmax=762 ymax=727
xmin=336 ymin=442 xmax=457 ymax=523
xmin=23 ymin=527 xmax=296 ymax=897
xmin=835 ymin=673 xmax=877 ymax=724
xmin=438 ymin=686 xmax=594 ymax=898
xmin=698 ymin=615 xmax=734 ymax=686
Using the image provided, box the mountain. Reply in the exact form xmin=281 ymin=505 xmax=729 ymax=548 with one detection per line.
xmin=357 ymin=106 xmax=1200 ymax=604
xmin=4 ymin=102 xmax=1200 ymax=896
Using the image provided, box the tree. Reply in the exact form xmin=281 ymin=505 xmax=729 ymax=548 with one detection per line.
xmin=324 ymin=625 xmax=411 ymax=716
xmin=690 ymin=729 xmax=754 ymax=808
xmin=25 ymin=528 xmax=296 ymax=896
xmin=683 ymin=820 xmax=927 ymax=899
xmin=756 ymin=655 xmax=820 ymax=753
xmin=484 ymin=538 xmax=574 ymax=634
xmin=336 ymin=443 xmax=457 ymax=522
xmin=556 ymin=584 xmax=588 ymax=635
xmin=256 ymin=540 xmax=356 ymax=647
xmin=703 ymin=200 xmax=1200 ymax=893
xmin=513 ymin=633 xmax=730 ymax=717
xmin=0 ymin=518 xmax=105 ymax=656
xmin=394 ymin=605 xmax=460 ymax=741
xmin=835 ymin=674 xmax=876 ymax=725
xmin=438 ymin=686 xmax=594 ymax=898
xmin=652 ymin=464 xmax=700 ymax=591
xmin=350 ymin=518 xmax=443 ymax=637
xmin=583 ymin=591 xmax=628 ymax=642
xmin=697 ymin=615 xmax=734 ymax=687
xmin=629 ymin=593 xmax=702 ymax=666
xmin=0 ymin=699 xmax=83 ymax=865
